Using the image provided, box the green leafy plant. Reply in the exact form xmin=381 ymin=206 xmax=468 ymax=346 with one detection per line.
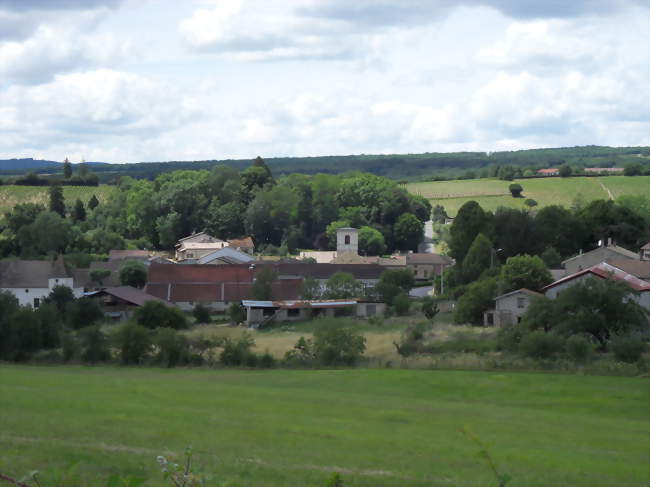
xmin=461 ymin=426 xmax=511 ymax=487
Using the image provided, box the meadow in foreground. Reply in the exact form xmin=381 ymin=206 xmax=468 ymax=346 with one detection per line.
xmin=0 ymin=365 xmax=648 ymax=486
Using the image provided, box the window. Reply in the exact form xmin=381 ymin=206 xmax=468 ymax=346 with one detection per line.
xmin=25 ymin=289 xmax=29 ymax=293
xmin=33 ymin=298 xmax=40 ymax=308
xmin=517 ymin=297 xmax=526 ymax=309
xmin=344 ymin=235 xmax=350 ymax=245
xmin=263 ymin=308 xmax=275 ymax=317
xmin=366 ymin=304 xmax=376 ymax=317
xmin=55 ymin=279 xmax=59 ymax=283
xmin=287 ymin=309 xmax=300 ymax=317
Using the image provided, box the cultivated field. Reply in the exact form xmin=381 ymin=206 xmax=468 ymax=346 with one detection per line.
xmin=0 ymin=185 xmax=116 ymax=215
xmin=406 ymin=176 xmax=650 ymax=216
xmin=0 ymin=365 xmax=648 ymax=487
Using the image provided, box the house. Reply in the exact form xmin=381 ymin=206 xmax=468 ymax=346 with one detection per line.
xmin=542 ymin=262 xmax=650 ymax=310
xmin=537 ymin=168 xmax=559 ymax=176
xmin=641 ymin=242 xmax=650 ymax=260
xmin=195 ymin=247 xmax=255 ymax=265
xmin=88 ymin=286 xmax=172 ymax=320
xmin=242 ymin=299 xmax=386 ymax=327
xmin=406 ymin=253 xmax=454 ymax=280
xmin=175 ymin=232 xmax=228 ymax=261
xmin=484 ymin=289 xmax=543 ymax=327
xmin=0 ymin=256 xmax=84 ymax=307
xmin=562 ymin=240 xmax=639 ymax=274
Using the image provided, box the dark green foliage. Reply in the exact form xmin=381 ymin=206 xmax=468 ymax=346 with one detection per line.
xmin=66 ymin=297 xmax=104 ymax=330
xmin=521 ymin=278 xmax=649 ymax=349
xmin=393 ymin=212 xmax=423 ymax=251
xmin=524 ymin=198 xmax=538 ymax=207
xmin=496 ymin=325 xmax=526 ymax=353
xmin=16 ymin=211 xmax=72 ymax=255
xmin=9 ymin=307 xmax=43 ymax=361
xmin=520 ymin=331 xmax=564 ymax=360
xmin=46 ymin=285 xmax=75 ymax=315
xmin=0 ymin=291 xmax=20 ymax=359
xmin=623 ymin=162 xmax=642 ymax=176
xmin=534 ymin=205 xmax=586 ymax=257
xmin=192 ymin=303 xmax=211 ymax=324
xmin=72 ymin=198 xmax=86 ymax=222
xmin=540 ymin=247 xmax=562 ymax=268
xmin=610 ymin=335 xmax=644 ymax=363
xmin=324 ymin=271 xmax=363 ymax=299
xmin=374 ymin=268 xmax=415 ymax=304
xmin=154 ymin=327 xmax=189 ymax=367
xmin=492 ymin=208 xmax=538 ymax=260
xmin=251 ymin=266 xmax=278 ymax=300
xmin=114 ymin=322 xmax=152 ymax=365
xmin=4 ymin=202 xmax=45 ymax=233
xmin=566 ymin=335 xmax=595 ymax=363
xmin=49 ymin=184 xmax=66 ymax=217
xmin=90 ymin=268 xmax=111 ymax=285
xmin=88 ymin=194 xmax=100 ymax=210
xmin=325 ymin=473 xmax=345 ymax=487
xmin=460 ymin=233 xmax=492 ymax=283
xmin=133 ymin=301 xmax=188 ymax=330
xmin=394 ymin=322 xmax=430 ymax=357
xmin=228 ymin=302 xmax=246 ymax=325
xmin=35 ymin=302 xmax=63 ymax=349
xmin=559 ymin=165 xmax=572 ymax=177
xmin=508 ymin=183 xmax=523 ymax=197
xmin=358 ymin=225 xmax=386 ymax=255
xmin=257 ymin=350 xmax=277 ymax=368
xmin=77 ymin=325 xmax=110 ymax=363
xmin=300 ymin=277 xmax=322 ymax=300
xmin=119 ymin=260 xmax=147 ymax=289
xmin=393 ymin=292 xmax=411 ymax=316
xmin=432 ymin=204 xmax=448 ymax=223
xmin=498 ymin=254 xmax=552 ymax=294
xmin=579 ymin=199 xmax=646 ymax=250
xmin=421 ymin=296 xmax=439 ymax=320
xmin=449 ymin=201 xmax=493 ymax=263
xmin=284 ymin=336 xmax=316 ymax=365
xmin=312 ymin=321 xmax=366 ymax=366
xmin=220 ymin=333 xmax=256 ymax=366
xmin=63 ymin=158 xmax=72 ymax=178
xmin=454 ymin=277 xmax=497 ymax=325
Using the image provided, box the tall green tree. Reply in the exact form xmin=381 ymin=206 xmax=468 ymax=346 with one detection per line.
xmin=63 ymin=158 xmax=72 ymax=178
xmin=119 ymin=261 xmax=148 ymax=289
xmin=324 ymin=272 xmax=363 ymax=299
xmin=72 ymin=199 xmax=86 ymax=222
xmin=88 ymin=194 xmax=100 ymax=210
xmin=49 ymin=184 xmax=65 ymax=217
xmin=394 ymin=213 xmax=423 ymax=251
xmin=251 ymin=266 xmax=278 ymax=300
xmin=449 ymin=201 xmax=492 ymax=263
xmin=358 ymin=226 xmax=386 ymax=255
xmin=461 ymin=233 xmax=493 ymax=284
xmin=498 ymin=255 xmax=552 ymax=294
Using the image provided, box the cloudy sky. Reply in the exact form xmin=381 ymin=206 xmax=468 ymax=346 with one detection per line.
xmin=1 ymin=0 xmax=649 ymax=163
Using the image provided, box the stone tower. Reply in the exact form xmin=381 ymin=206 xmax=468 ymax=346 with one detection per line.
xmin=336 ymin=227 xmax=359 ymax=256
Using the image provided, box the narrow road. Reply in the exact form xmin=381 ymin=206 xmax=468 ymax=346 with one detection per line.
xmin=419 ymin=220 xmax=435 ymax=253
xmin=596 ymin=179 xmax=614 ymax=200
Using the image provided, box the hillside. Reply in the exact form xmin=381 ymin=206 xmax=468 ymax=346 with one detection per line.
xmin=2 ymin=145 xmax=648 ymax=181
xmin=406 ymin=176 xmax=650 ymax=216
xmin=0 ymin=185 xmax=116 ymax=215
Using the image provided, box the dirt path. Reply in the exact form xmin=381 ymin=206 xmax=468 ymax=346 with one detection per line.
xmin=596 ymin=179 xmax=614 ymax=200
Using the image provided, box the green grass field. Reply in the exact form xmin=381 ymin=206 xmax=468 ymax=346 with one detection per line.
xmin=0 ymin=185 xmax=116 ymax=215
xmin=406 ymin=176 xmax=650 ymax=216
xmin=1 ymin=365 xmax=648 ymax=486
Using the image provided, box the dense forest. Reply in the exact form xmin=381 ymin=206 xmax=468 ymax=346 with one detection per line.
xmin=0 ymin=157 xmax=431 ymax=258
xmin=2 ymin=145 xmax=648 ymax=182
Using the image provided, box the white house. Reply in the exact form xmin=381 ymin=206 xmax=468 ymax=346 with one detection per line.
xmin=0 ymin=256 xmax=84 ymax=307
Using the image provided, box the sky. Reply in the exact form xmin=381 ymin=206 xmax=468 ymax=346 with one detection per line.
xmin=0 ymin=0 xmax=649 ymax=164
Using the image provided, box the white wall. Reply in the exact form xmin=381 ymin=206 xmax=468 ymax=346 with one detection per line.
xmin=2 ymin=286 xmax=84 ymax=307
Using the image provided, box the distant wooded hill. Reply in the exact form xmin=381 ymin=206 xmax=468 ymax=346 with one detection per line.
xmin=2 ymin=146 xmax=648 ymax=182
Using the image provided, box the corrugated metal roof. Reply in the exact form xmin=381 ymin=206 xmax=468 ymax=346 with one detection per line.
xmin=242 ymin=299 xmax=358 ymax=309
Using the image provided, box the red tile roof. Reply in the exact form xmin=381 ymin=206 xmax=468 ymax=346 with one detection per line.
xmin=543 ymin=262 xmax=650 ymax=292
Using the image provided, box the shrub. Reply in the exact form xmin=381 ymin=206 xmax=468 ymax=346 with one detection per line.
xmin=114 ymin=322 xmax=152 ymax=365
xmin=119 ymin=260 xmax=148 ymax=288
xmin=610 ymin=335 xmax=644 ymax=363
xmin=421 ymin=296 xmax=439 ymax=321
xmin=393 ymin=292 xmax=411 ymax=316
xmin=496 ymin=325 xmax=526 ymax=353
xmin=508 ymin=183 xmax=523 ymax=197
xmin=374 ymin=268 xmax=415 ymax=304
xmin=394 ymin=322 xmax=430 ymax=357
xmin=228 ymin=302 xmax=246 ymax=325
xmin=284 ymin=336 xmax=316 ymax=366
xmin=133 ymin=301 xmax=188 ymax=330
xmin=313 ymin=321 xmax=366 ymax=366
xmin=77 ymin=325 xmax=110 ymax=364
xmin=220 ymin=333 xmax=256 ymax=366
xmin=154 ymin=327 xmax=189 ymax=368
xmin=258 ymin=350 xmax=277 ymax=368
xmin=192 ymin=303 xmax=211 ymax=324
xmin=524 ymin=198 xmax=538 ymax=207
xmin=66 ymin=297 xmax=104 ymax=330
xmin=519 ymin=331 xmax=564 ymax=360
xmin=566 ymin=335 xmax=595 ymax=363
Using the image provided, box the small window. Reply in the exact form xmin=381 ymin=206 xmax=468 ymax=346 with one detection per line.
xmin=287 ymin=309 xmax=300 ymax=317
xmin=517 ymin=297 xmax=526 ymax=309
xmin=25 ymin=289 xmax=29 ymax=293
xmin=263 ymin=308 xmax=275 ymax=317
xmin=33 ymin=298 xmax=40 ymax=308
xmin=367 ymin=304 xmax=376 ymax=317
xmin=344 ymin=235 xmax=350 ymax=245
xmin=55 ymin=279 xmax=59 ymax=283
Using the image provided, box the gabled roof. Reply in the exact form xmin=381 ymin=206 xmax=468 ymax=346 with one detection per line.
xmin=494 ymin=288 xmax=544 ymax=301
xmin=0 ymin=258 xmax=72 ymax=288
xmin=177 ymin=232 xmax=222 ymax=244
xmin=543 ymin=262 xmax=650 ymax=292
xmin=108 ymin=250 xmax=149 ymax=261
xmin=642 ymin=242 xmax=650 ymax=251
xmin=406 ymin=253 xmax=454 ymax=265
xmin=605 ymin=259 xmax=650 ymax=281
xmin=562 ymin=244 xmax=640 ymax=265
